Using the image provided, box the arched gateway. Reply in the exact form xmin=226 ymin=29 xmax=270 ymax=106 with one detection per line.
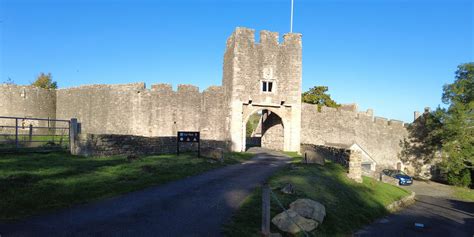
xmin=222 ymin=27 xmax=302 ymax=152
xmin=243 ymin=108 xmax=286 ymax=151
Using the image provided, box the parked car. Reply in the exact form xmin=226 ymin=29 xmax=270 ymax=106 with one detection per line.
xmin=382 ymin=169 xmax=413 ymax=185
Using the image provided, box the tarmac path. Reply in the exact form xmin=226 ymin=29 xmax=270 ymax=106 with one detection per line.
xmin=355 ymin=180 xmax=474 ymax=237
xmin=0 ymin=148 xmax=290 ymax=237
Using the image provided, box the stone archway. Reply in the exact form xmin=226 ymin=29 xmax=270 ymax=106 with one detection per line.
xmin=241 ymin=107 xmax=287 ymax=151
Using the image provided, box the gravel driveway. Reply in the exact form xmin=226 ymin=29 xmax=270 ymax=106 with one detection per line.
xmin=0 ymin=149 xmax=290 ymax=237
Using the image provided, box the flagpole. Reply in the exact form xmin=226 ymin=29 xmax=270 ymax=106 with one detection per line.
xmin=290 ymin=0 xmax=294 ymax=33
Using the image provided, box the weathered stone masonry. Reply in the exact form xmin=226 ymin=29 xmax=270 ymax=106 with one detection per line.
xmin=300 ymin=103 xmax=408 ymax=170
xmin=0 ymin=27 xmax=412 ymax=178
xmin=0 ymin=84 xmax=56 ymax=128
xmin=223 ymin=28 xmax=302 ymax=152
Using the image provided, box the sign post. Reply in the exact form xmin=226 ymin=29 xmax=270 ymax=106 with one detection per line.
xmin=177 ymin=131 xmax=200 ymax=157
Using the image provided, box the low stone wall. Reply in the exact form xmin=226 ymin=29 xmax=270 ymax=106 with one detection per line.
xmin=386 ymin=192 xmax=416 ymax=212
xmin=301 ymin=144 xmax=362 ymax=183
xmin=301 ymin=144 xmax=350 ymax=168
xmin=380 ymin=173 xmax=400 ymax=186
xmin=73 ymin=134 xmax=229 ymax=157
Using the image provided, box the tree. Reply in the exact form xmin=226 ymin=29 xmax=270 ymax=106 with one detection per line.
xmin=400 ymin=62 xmax=473 ymax=187
xmin=246 ymin=113 xmax=261 ymax=137
xmin=3 ymin=77 xmax=15 ymax=85
xmin=32 ymin=73 xmax=57 ymax=89
xmin=438 ymin=63 xmax=474 ymax=186
xmin=302 ymin=86 xmax=340 ymax=111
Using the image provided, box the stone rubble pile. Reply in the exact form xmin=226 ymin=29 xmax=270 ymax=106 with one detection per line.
xmin=271 ymin=198 xmax=326 ymax=234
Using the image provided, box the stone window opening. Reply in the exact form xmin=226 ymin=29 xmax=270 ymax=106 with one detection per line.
xmin=261 ymin=80 xmax=274 ymax=93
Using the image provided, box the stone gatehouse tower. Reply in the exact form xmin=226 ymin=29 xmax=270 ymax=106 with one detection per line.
xmin=223 ymin=27 xmax=302 ymax=152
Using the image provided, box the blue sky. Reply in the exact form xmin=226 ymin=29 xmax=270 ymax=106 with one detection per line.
xmin=1 ymin=0 xmax=472 ymax=122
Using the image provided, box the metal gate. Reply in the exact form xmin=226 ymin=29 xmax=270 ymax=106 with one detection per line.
xmin=0 ymin=116 xmax=70 ymax=152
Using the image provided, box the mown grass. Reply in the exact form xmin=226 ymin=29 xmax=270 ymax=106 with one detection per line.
xmin=0 ymin=134 xmax=69 ymax=149
xmin=453 ymin=186 xmax=474 ymax=202
xmin=0 ymin=151 xmax=254 ymax=220
xmin=224 ymin=152 xmax=410 ymax=237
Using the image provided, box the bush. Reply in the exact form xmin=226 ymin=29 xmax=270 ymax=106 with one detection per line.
xmin=447 ymin=169 xmax=472 ymax=187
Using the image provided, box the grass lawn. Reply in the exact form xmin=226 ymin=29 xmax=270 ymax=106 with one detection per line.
xmin=453 ymin=186 xmax=474 ymax=202
xmin=0 ymin=134 xmax=69 ymax=149
xmin=223 ymin=152 xmax=410 ymax=237
xmin=0 ymin=151 xmax=253 ymax=221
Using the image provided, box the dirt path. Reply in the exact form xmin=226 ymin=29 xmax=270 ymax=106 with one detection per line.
xmin=0 ymin=149 xmax=290 ymax=237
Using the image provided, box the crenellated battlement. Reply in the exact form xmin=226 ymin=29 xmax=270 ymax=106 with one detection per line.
xmin=282 ymin=33 xmax=302 ymax=47
xmin=151 ymin=83 xmax=173 ymax=92
xmin=260 ymin=30 xmax=279 ymax=45
xmin=374 ymin=116 xmax=388 ymax=126
xmin=51 ymin=82 xmax=223 ymax=96
xmin=388 ymin=119 xmax=404 ymax=128
xmin=58 ymin=82 xmax=146 ymax=91
xmin=226 ymin=27 xmax=302 ymax=50
xmin=0 ymin=84 xmax=55 ymax=91
xmin=203 ymin=86 xmax=223 ymax=93
xmin=177 ymin=84 xmax=199 ymax=93
xmin=313 ymin=103 xmax=408 ymax=128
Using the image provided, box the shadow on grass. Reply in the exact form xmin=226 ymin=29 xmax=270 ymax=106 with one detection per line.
xmin=0 ymin=151 xmax=254 ymax=221
xmin=223 ymin=156 xmax=410 ymax=237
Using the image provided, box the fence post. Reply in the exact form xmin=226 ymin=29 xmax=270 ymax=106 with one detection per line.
xmin=29 ymin=124 xmax=33 ymax=144
xmin=261 ymin=182 xmax=271 ymax=236
xmin=15 ymin=118 xmax=19 ymax=149
xmin=69 ymin=118 xmax=78 ymax=154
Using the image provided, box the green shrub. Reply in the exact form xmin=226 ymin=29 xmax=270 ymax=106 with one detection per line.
xmin=447 ymin=169 xmax=472 ymax=187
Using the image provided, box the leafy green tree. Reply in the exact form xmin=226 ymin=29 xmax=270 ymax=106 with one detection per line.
xmin=400 ymin=62 xmax=473 ymax=186
xmin=32 ymin=73 xmax=57 ymax=89
xmin=246 ymin=113 xmax=261 ymax=137
xmin=302 ymin=86 xmax=340 ymax=111
xmin=438 ymin=63 xmax=473 ymax=186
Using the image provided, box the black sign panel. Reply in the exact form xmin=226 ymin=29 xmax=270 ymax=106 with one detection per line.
xmin=177 ymin=131 xmax=200 ymax=157
xmin=178 ymin=131 xmax=200 ymax=143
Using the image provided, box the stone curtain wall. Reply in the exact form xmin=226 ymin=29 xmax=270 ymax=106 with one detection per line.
xmin=301 ymin=103 xmax=408 ymax=169
xmin=56 ymin=83 xmax=229 ymax=150
xmin=0 ymin=85 xmax=56 ymax=122
xmin=0 ymin=85 xmax=58 ymax=139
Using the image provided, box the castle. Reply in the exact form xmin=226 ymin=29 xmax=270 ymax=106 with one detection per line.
xmin=0 ymin=27 xmax=414 ymax=173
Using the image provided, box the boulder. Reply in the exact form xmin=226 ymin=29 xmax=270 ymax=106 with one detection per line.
xmin=201 ymin=147 xmax=224 ymax=161
xmin=271 ymin=210 xmax=318 ymax=234
xmin=289 ymin=199 xmax=326 ymax=224
xmin=280 ymin=183 xmax=295 ymax=194
xmin=303 ymin=150 xmax=325 ymax=165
